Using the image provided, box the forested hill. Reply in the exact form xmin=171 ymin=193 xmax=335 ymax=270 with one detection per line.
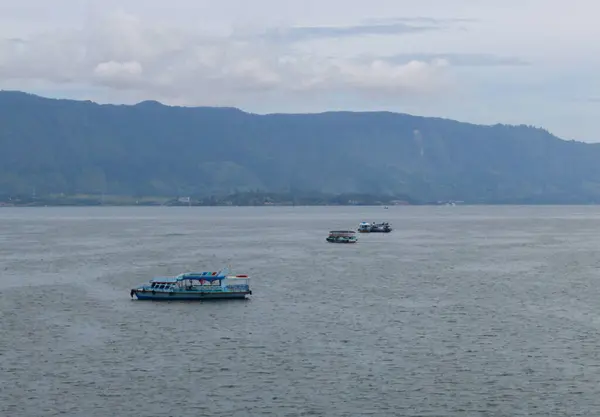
xmin=0 ymin=90 xmax=598 ymax=204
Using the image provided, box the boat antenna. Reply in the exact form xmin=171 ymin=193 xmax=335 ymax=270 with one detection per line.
xmin=221 ymin=264 xmax=232 ymax=276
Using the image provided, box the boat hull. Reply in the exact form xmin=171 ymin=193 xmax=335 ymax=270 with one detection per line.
xmin=326 ymin=238 xmax=357 ymax=243
xmin=132 ymin=290 xmax=251 ymax=301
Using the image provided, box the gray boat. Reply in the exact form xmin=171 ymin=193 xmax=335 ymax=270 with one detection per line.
xmin=358 ymin=222 xmax=393 ymax=233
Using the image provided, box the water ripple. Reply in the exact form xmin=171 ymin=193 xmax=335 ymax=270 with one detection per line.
xmin=2 ymin=206 xmax=600 ymax=416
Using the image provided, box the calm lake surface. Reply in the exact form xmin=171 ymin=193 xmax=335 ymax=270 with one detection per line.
xmin=2 ymin=205 xmax=600 ymax=416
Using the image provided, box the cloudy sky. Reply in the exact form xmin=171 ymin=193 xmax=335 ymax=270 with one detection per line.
xmin=0 ymin=0 xmax=599 ymax=141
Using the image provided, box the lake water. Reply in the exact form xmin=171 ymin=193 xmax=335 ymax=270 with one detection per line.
xmin=1 ymin=205 xmax=600 ymax=416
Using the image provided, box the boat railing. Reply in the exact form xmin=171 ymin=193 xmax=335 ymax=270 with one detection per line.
xmin=140 ymin=284 xmax=249 ymax=292
xmin=225 ymin=284 xmax=251 ymax=292
xmin=225 ymin=277 xmax=249 ymax=283
xmin=187 ymin=286 xmax=225 ymax=292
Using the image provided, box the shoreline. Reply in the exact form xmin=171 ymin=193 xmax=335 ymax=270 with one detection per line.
xmin=1 ymin=202 xmax=597 ymax=207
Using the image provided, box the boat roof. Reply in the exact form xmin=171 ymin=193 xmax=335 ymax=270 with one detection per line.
xmin=329 ymin=230 xmax=356 ymax=234
xmin=151 ymin=270 xmax=228 ymax=283
xmin=177 ymin=271 xmax=226 ymax=281
xmin=150 ymin=277 xmax=179 ymax=283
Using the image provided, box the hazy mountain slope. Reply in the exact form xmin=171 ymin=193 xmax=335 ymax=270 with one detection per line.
xmin=0 ymin=90 xmax=598 ymax=203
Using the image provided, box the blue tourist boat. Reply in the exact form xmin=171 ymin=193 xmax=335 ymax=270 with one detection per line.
xmin=130 ymin=268 xmax=252 ymax=301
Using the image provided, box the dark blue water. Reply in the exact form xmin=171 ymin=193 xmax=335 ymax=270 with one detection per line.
xmin=2 ymin=206 xmax=600 ymax=416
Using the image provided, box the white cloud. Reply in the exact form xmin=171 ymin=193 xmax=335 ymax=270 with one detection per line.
xmin=1 ymin=0 xmax=600 ymax=140
xmin=0 ymin=10 xmax=451 ymax=105
xmin=246 ymin=54 xmax=451 ymax=96
xmin=319 ymin=58 xmax=449 ymax=93
xmin=93 ymin=61 xmax=143 ymax=78
xmin=92 ymin=60 xmax=143 ymax=89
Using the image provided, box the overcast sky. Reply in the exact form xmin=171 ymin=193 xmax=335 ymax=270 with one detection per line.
xmin=0 ymin=0 xmax=599 ymax=141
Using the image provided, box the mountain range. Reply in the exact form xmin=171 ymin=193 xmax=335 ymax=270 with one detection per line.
xmin=0 ymin=90 xmax=598 ymax=204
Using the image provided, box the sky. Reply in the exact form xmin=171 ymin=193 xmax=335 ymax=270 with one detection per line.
xmin=0 ymin=0 xmax=599 ymax=141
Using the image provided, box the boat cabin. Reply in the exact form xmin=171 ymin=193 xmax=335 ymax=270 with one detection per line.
xmin=149 ymin=278 xmax=179 ymax=291
xmin=163 ymin=271 xmax=251 ymax=292
xmin=328 ymin=230 xmax=356 ymax=237
xmin=358 ymin=222 xmax=371 ymax=232
xmin=326 ymin=230 xmax=358 ymax=243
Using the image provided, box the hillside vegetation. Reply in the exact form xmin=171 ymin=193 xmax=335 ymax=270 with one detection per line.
xmin=0 ymin=91 xmax=598 ymax=204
